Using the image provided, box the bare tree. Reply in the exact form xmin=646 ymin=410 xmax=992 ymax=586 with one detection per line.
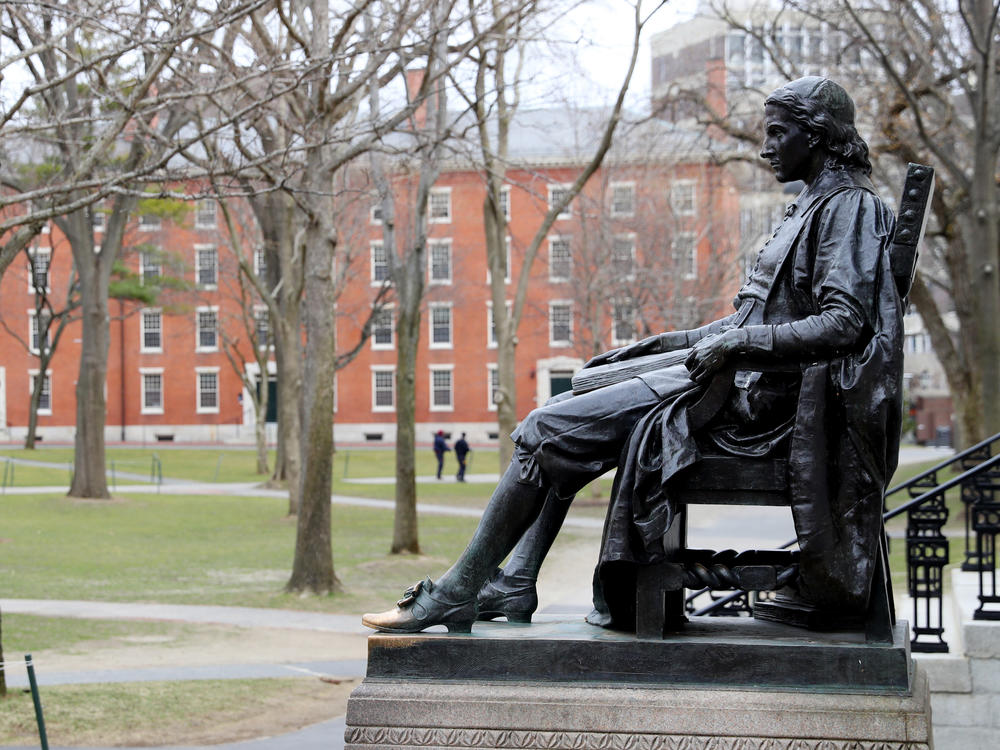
xmin=1 ymin=1 xmax=266 ymax=496
xmin=567 ymin=158 xmax=743 ymax=362
xmin=455 ymin=0 xmax=668 ymax=468
xmin=191 ymin=0 xmax=459 ymax=591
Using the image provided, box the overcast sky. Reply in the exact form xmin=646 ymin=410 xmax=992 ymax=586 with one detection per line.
xmin=545 ymin=0 xmax=699 ymax=109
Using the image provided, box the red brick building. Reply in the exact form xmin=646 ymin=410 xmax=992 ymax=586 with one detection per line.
xmin=0 ymin=112 xmax=744 ymax=447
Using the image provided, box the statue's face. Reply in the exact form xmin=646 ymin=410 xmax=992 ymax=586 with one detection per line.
xmin=760 ymin=103 xmax=815 ymax=183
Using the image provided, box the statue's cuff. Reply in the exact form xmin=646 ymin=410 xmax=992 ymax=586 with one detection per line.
xmin=738 ymin=325 xmax=774 ymax=354
xmin=659 ymin=330 xmax=689 ymax=351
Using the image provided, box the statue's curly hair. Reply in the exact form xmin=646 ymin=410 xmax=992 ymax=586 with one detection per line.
xmin=765 ymin=83 xmax=872 ymax=176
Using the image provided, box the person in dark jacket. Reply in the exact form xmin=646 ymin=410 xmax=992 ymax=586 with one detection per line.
xmin=363 ymin=77 xmax=901 ymax=635
xmin=454 ymin=433 xmax=470 ymax=482
xmin=432 ymin=430 xmax=450 ymax=480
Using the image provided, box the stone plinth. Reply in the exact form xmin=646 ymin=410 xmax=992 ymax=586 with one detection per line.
xmin=345 ymin=617 xmax=933 ymax=750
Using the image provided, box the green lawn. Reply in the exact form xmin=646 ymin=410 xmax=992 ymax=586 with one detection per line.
xmin=0 ymin=489 xmax=494 ymax=613
xmin=0 ymin=445 xmax=971 ymax=613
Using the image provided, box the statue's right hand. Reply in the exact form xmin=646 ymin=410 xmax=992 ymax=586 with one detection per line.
xmin=583 ymin=334 xmax=662 ymax=369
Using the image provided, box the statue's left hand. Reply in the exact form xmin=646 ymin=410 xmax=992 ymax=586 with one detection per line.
xmin=685 ymin=330 xmax=742 ymax=383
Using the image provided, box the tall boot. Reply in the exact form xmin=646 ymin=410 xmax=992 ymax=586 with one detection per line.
xmin=477 ymin=489 xmax=572 ymax=623
xmin=362 ymin=459 xmax=549 ymax=633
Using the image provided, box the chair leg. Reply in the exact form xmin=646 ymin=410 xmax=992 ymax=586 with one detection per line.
xmin=865 ymin=531 xmax=895 ymax=643
xmin=635 ymin=505 xmax=688 ymax=638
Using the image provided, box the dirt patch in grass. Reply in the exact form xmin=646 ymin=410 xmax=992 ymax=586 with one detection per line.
xmin=0 ymin=677 xmax=358 ymax=746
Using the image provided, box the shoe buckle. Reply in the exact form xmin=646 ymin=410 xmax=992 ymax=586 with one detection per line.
xmin=397 ymin=578 xmax=427 ymax=608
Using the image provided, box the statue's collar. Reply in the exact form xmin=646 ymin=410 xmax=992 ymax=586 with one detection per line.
xmin=786 ymin=167 xmax=874 ymax=218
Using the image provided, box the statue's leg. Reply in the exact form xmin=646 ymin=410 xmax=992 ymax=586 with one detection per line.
xmin=361 ymin=457 xmax=549 ymax=633
xmin=362 ymin=378 xmax=662 ymax=633
xmin=477 ymin=489 xmax=571 ymax=622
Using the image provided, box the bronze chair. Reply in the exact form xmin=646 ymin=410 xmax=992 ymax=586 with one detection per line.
xmin=634 ymin=163 xmax=935 ymax=642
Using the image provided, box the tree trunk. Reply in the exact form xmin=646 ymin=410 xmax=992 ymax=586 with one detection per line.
xmin=255 ymin=400 xmax=269 ymax=475
xmin=393 ymin=303 xmax=421 ymax=554
xmin=24 ymin=370 xmax=43 ymax=450
xmin=275 ymin=314 xmax=303 ymax=515
xmin=69 ymin=252 xmax=111 ymax=499
xmin=0 ymin=605 xmax=6 ymax=698
xmin=287 ymin=206 xmax=339 ymax=594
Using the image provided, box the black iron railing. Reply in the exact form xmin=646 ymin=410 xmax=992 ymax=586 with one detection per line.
xmin=686 ymin=432 xmax=1000 ymax=653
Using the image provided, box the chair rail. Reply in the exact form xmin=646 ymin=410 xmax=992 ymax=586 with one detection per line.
xmin=687 ymin=433 xmax=1000 ymax=653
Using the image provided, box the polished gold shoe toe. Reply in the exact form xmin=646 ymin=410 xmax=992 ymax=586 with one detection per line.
xmin=361 ymin=578 xmax=475 ymax=634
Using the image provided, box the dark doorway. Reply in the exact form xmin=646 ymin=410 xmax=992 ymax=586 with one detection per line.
xmin=256 ymin=376 xmax=278 ymax=423
xmin=550 ymin=371 xmax=574 ymax=398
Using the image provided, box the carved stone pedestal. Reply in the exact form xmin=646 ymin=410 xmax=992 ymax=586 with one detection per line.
xmin=344 ymin=617 xmax=933 ymax=750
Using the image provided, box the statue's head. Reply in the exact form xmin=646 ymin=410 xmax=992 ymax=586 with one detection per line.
xmin=764 ymin=76 xmax=871 ymax=176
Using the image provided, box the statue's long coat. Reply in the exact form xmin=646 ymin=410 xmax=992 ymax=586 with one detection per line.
xmin=595 ymin=167 xmax=903 ymax=628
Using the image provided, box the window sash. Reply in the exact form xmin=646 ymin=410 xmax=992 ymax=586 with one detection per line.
xmin=373 ymin=370 xmax=395 ymax=408
xmin=431 ymin=369 xmax=453 ymax=408
xmin=549 ymin=239 xmax=571 ymax=280
xmin=197 ymin=310 xmax=218 ymax=349
xmin=143 ymin=373 xmax=163 ymax=409
xmin=198 ymin=372 xmax=219 ymax=409
xmin=550 ymin=304 xmax=572 ymax=343
xmin=142 ymin=311 xmax=162 ymax=350
xmin=196 ymin=248 xmax=218 ymax=286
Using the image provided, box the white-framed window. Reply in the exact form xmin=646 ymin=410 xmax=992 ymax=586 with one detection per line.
xmin=549 ymin=302 xmax=572 ymax=346
xmin=28 ymin=310 xmax=51 ymax=354
xmin=27 ymin=247 xmax=51 ymax=291
xmin=487 ymin=364 xmax=500 ymax=411
xmin=140 ymin=367 xmax=164 ymax=414
xmin=671 ymin=180 xmax=697 ymax=216
xmin=372 ymin=306 xmax=393 ymax=349
xmin=428 ymin=239 xmax=452 ymax=284
xmin=610 ymin=182 xmax=635 ymax=217
xmin=429 ymin=365 xmax=454 ymax=411
xmin=253 ymin=305 xmax=271 ymax=349
xmin=372 ymin=366 xmax=395 ymax=411
xmin=499 ymin=186 xmax=511 ymax=219
xmin=612 ymin=235 xmax=636 ymax=279
xmin=253 ymin=247 xmax=267 ymax=279
xmin=549 ymin=237 xmax=572 ymax=281
xmin=91 ymin=206 xmax=105 ymax=232
xmin=371 ymin=241 xmax=389 ymax=283
xmin=196 ymin=367 xmax=220 ymax=414
xmin=139 ymin=212 xmax=161 ymax=231
xmin=487 ymin=237 xmax=512 ymax=284
xmin=140 ymin=308 xmax=162 ymax=352
xmin=428 ymin=187 xmax=451 ymax=223
xmin=487 ymin=300 xmax=512 ymax=348
xmin=195 ymin=244 xmax=218 ymax=288
xmin=195 ymin=199 xmax=217 ymax=229
xmin=673 ymin=232 xmax=698 ymax=278
xmin=429 ymin=303 xmax=452 ymax=348
xmin=140 ymin=249 xmax=161 ymax=285
xmin=370 ymin=203 xmax=384 ymax=225
xmin=549 ymin=184 xmax=572 ymax=219
xmin=195 ymin=306 xmax=219 ymax=351
xmin=28 ymin=369 xmax=52 ymax=415
xmin=612 ymin=300 xmax=637 ymax=346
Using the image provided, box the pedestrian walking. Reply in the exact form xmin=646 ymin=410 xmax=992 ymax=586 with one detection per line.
xmin=433 ymin=430 xmax=450 ymax=479
xmin=454 ymin=433 xmax=470 ymax=482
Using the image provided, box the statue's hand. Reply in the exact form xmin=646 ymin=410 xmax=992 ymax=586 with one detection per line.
xmin=583 ymin=334 xmax=662 ymax=369
xmin=685 ymin=330 xmax=742 ymax=383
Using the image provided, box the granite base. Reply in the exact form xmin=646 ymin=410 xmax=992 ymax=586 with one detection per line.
xmin=345 ymin=616 xmax=933 ymax=750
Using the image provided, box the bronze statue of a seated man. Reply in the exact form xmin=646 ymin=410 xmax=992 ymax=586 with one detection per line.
xmin=362 ymin=76 xmax=902 ymax=635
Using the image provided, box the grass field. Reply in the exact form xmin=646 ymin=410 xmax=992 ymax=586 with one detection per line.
xmin=0 ymin=444 xmax=974 ymax=745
